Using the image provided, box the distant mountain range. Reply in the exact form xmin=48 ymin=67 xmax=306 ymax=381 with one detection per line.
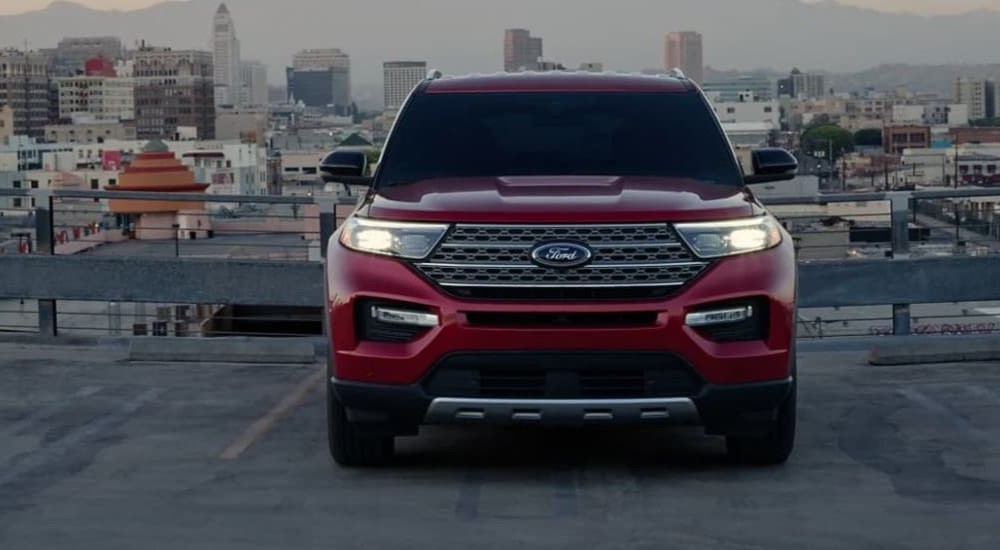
xmin=4 ymin=0 xmax=1000 ymax=99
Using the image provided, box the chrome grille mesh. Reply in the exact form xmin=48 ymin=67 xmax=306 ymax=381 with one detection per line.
xmin=413 ymin=223 xmax=710 ymax=293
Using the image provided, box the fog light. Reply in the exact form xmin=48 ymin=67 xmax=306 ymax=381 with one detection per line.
xmin=685 ymin=306 xmax=754 ymax=327
xmin=371 ymin=306 xmax=439 ymax=327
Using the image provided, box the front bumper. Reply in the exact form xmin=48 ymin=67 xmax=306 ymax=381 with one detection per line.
xmin=326 ymin=235 xmax=797 ymax=387
xmin=332 ymin=376 xmax=793 ymax=436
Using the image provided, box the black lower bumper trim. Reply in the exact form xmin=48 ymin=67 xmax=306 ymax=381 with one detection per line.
xmin=693 ymin=378 xmax=794 ymax=436
xmin=331 ymin=376 xmax=793 ymax=436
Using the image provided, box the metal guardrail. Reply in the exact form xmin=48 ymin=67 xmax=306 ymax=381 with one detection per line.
xmin=1 ymin=187 xmax=999 ymax=338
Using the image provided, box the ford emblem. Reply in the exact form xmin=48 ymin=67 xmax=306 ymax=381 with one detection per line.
xmin=530 ymin=241 xmax=593 ymax=269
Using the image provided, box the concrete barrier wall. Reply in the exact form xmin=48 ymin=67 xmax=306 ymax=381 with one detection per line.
xmin=55 ymin=229 xmax=126 ymax=255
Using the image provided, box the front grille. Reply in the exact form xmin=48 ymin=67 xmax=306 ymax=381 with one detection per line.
xmin=423 ymin=352 xmax=704 ymax=400
xmin=414 ymin=224 xmax=710 ymax=300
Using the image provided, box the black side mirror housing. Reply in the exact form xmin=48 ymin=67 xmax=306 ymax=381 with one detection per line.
xmin=320 ymin=150 xmax=373 ymax=186
xmin=745 ymin=147 xmax=798 ymax=185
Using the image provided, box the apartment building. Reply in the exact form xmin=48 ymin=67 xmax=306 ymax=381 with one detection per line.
xmin=383 ymin=61 xmax=426 ymax=110
xmin=955 ymin=77 xmax=995 ymax=121
xmin=287 ymin=49 xmax=351 ymax=111
xmin=132 ymin=47 xmax=215 ymax=140
xmin=44 ymin=119 xmax=137 ymax=143
xmin=504 ymin=29 xmax=543 ymax=72
xmin=884 ymin=125 xmax=932 ymax=155
xmin=665 ymin=31 xmax=703 ymax=84
xmin=0 ymin=51 xmax=52 ymax=139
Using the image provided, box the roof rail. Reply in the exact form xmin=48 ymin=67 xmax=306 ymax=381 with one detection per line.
xmin=667 ymin=68 xmax=687 ymax=80
xmin=426 ymin=68 xmax=443 ymax=80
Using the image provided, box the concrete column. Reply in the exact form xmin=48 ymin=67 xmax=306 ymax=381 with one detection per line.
xmin=34 ymin=193 xmax=57 ymax=337
xmin=314 ymin=197 xmax=336 ymax=260
xmin=889 ymin=192 xmax=912 ymax=336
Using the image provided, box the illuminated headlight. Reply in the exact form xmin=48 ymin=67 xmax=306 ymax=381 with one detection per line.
xmin=339 ymin=217 xmax=449 ymax=259
xmin=674 ymin=216 xmax=782 ymax=259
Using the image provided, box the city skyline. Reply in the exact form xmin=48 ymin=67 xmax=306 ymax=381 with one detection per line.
xmin=5 ymin=0 xmax=1000 ymax=102
xmin=4 ymin=0 xmax=1000 ymax=16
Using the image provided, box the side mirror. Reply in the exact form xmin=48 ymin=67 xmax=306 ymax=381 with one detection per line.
xmin=744 ymin=148 xmax=798 ymax=185
xmin=320 ymin=150 xmax=372 ymax=186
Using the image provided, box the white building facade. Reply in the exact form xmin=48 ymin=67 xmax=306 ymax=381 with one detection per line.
xmin=211 ymin=3 xmax=241 ymax=107
xmin=709 ymin=93 xmax=780 ymax=128
xmin=383 ymin=61 xmax=426 ymax=110
xmin=240 ymin=60 xmax=268 ymax=107
xmin=57 ymin=75 xmax=135 ymax=122
xmin=892 ymin=103 xmax=969 ymax=126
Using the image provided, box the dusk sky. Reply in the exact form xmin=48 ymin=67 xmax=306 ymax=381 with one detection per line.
xmin=2 ymin=0 xmax=1000 ymax=15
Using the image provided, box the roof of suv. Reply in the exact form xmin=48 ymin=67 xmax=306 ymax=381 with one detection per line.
xmin=424 ymin=72 xmax=693 ymax=94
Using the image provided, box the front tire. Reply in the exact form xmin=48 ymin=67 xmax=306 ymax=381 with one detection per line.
xmin=327 ymin=384 xmax=394 ymax=467
xmin=726 ymin=379 xmax=796 ymax=465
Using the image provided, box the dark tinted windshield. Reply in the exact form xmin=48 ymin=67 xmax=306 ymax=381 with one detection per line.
xmin=375 ymin=91 xmax=743 ymax=188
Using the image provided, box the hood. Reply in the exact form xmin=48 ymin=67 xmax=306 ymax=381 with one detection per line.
xmin=364 ymin=176 xmax=758 ymax=223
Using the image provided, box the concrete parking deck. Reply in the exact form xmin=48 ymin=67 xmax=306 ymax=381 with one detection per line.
xmin=1 ymin=342 xmax=999 ymax=549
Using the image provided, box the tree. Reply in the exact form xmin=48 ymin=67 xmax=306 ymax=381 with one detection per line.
xmin=364 ymin=148 xmax=381 ymax=166
xmin=801 ymin=124 xmax=854 ymax=160
xmin=805 ymin=114 xmax=832 ymax=129
xmin=970 ymin=118 xmax=1000 ymax=127
xmin=854 ymin=128 xmax=883 ymax=147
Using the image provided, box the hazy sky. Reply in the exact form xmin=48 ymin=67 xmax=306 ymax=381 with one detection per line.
xmin=2 ymin=0 xmax=1000 ymax=15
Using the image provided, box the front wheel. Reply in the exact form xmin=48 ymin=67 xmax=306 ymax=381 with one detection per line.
xmin=726 ymin=380 xmax=796 ymax=466
xmin=327 ymin=384 xmax=394 ymax=467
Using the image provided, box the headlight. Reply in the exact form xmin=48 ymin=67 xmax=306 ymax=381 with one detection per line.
xmin=674 ymin=216 xmax=782 ymax=259
xmin=339 ymin=217 xmax=449 ymax=259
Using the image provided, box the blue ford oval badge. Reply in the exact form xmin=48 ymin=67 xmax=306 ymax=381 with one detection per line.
xmin=531 ymin=242 xmax=593 ymax=269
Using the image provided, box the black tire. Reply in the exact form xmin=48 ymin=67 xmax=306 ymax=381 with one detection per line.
xmin=726 ymin=379 xmax=796 ymax=466
xmin=327 ymin=384 xmax=394 ymax=467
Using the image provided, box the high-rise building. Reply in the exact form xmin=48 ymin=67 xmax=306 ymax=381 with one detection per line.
xmin=287 ymin=49 xmax=351 ymax=112
xmin=777 ymin=69 xmax=826 ymax=100
xmin=0 ymin=106 xmax=13 ymax=143
xmin=504 ymin=29 xmax=543 ymax=72
xmin=956 ymin=77 xmax=996 ymax=121
xmin=133 ymin=47 xmax=215 ymax=140
xmin=57 ymin=59 xmax=135 ymax=122
xmin=292 ymin=49 xmax=351 ymax=71
xmin=239 ymin=60 xmax=268 ymax=107
xmin=43 ymin=36 xmax=124 ymax=77
xmin=665 ymin=31 xmax=703 ymax=84
xmin=383 ymin=61 xmax=426 ymax=110
xmin=0 ymin=51 xmax=51 ymax=139
xmin=211 ymin=3 xmax=241 ymax=107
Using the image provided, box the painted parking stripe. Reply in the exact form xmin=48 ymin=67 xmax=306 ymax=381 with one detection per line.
xmin=218 ymin=366 xmax=325 ymax=460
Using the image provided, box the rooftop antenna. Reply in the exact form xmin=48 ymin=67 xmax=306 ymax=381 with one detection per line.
xmin=426 ymin=68 xmax=443 ymax=80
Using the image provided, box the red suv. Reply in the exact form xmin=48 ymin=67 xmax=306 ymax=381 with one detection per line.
xmin=323 ymin=70 xmax=799 ymax=467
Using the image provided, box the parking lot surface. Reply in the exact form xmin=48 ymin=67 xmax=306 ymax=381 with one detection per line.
xmin=0 ymin=341 xmax=998 ymax=550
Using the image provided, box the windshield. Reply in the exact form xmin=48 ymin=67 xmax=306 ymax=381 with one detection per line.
xmin=374 ymin=91 xmax=744 ymax=188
